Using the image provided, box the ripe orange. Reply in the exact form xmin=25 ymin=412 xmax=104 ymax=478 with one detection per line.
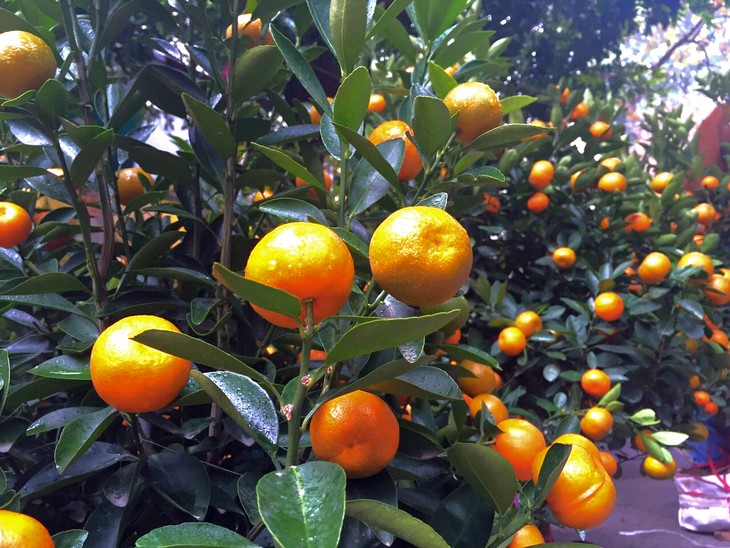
xmin=701 ymin=175 xmax=719 ymax=190
xmin=468 ymin=393 xmax=508 ymax=423
xmin=252 ymin=187 xmax=274 ymax=202
xmin=594 ymin=292 xmax=624 ymax=322
xmin=369 ymin=206 xmax=472 ymax=307
xmin=443 ymin=82 xmax=503 ymax=144
xmin=560 ymin=88 xmax=570 ymax=104
xmin=694 ymin=390 xmax=711 ymax=406
xmin=600 ymin=217 xmax=610 ymax=230
xmin=642 ymin=455 xmax=677 ymax=480
xmin=552 ymin=247 xmax=576 ymax=269
xmin=0 ymin=509 xmax=54 ymax=548
xmin=597 ymin=172 xmax=627 ymax=192
xmin=581 ymin=369 xmax=611 ymax=399
xmin=0 ymin=202 xmax=32 ymax=248
xmin=494 ymin=418 xmax=547 ymax=481
xmin=694 ymin=203 xmax=717 ymax=225
xmin=677 ymin=251 xmax=714 ymax=279
xmin=570 ymin=168 xmax=586 ymax=188
xmin=368 ymin=120 xmax=423 ymax=181
xmin=244 ymin=222 xmax=354 ymax=328
xmin=367 ymin=93 xmax=386 ymax=113
xmin=531 ymin=443 xmax=616 ymax=529
xmin=310 ymin=390 xmax=399 ymax=478
xmin=498 ymin=327 xmax=527 ymax=356
xmin=552 ymin=433 xmax=601 ymax=463
xmin=710 ymin=329 xmax=729 ymax=349
xmin=705 ymin=401 xmax=719 ymax=415
xmin=528 ymin=160 xmax=554 ymax=190
xmin=295 ymin=170 xmax=333 ymax=199
xmin=455 ymin=359 xmax=496 ymax=397
xmin=688 ymin=374 xmax=701 ymax=389
xmin=0 ymin=31 xmax=56 ymax=98
xmin=651 ymin=172 xmax=673 ymax=192
xmin=638 ymin=252 xmax=671 ymax=284
xmin=514 ymin=311 xmax=543 ymax=338
xmin=599 ymin=157 xmax=621 ymax=171
xmin=117 ymin=167 xmax=153 ymax=205
xmin=444 ymin=63 xmax=460 ymax=76
xmin=599 ymin=451 xmax=618 ymax=477
xmin=624 ymin=212 xmax=652 ymax=232
xmin=90 ymin=315 xmax=192 ymax=413
xmin=494 ymin=371 xmax=503 ymax=390
xmin=224 ymin=13 xmax=273 ymax=45
xmin=508 ymin=524 xmax=545 ymax=548
xmin=589 ymin=121 xmax=612 ymax=140
xmin=569 ymin=101 xmax=589 ymax=120
xmin=527 ymin=192 xmax=549 ymax=213
xmin=483 ymin=193 xmax=501 ymax=214
xmin=580 ymin=407 xmax=613 ymax=441
xmin=633 ymin=429 xmax=653 ymax=453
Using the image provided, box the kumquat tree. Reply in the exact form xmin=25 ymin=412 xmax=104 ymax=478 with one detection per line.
xmin=0 ymin=0 xmax=728 ymax=547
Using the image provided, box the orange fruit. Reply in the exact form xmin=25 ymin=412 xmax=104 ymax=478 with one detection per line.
xmin=710 ymin=330 xmax=729 ymax=349
xmin=694 ymin=203 xmax=717 ymax=225
xmin=310 ymin=390 xmax=399 ymax=478
xmin=633 ymin=429 xmax=653 ymax=453
xmin=444 ymin=329 xmax=461 ymax=345
xmin=528 ymin=160 xmax=554 ymax=190
xmin=569 ymin=101 xmax=589 ymax=120
xmin=638 ymin=252 xmax=671 ymax=283
xmin=369 ymin=206 xmax=472 ymax=307
xmin=90 ymin=315 xmax=192 ymax=413
xmin=252 ymin=187 xmax=274 ymax=202
xmin=552 ymin=433 xmax=601 ymax=463
xmin=244 ymin=222 xmax=354 ymax=328
xmin=624 ymin=212 xmax=652 ymax=232
xmin=444 ymin=63 xmax=460 ymax=76
xmin=468 ymin=393 xmax=509 ymax=423
xmin=117 ymin=167 xmax=153 ymax=205
xmin=570 ymin=168 xmax=587 ymax=188
xmin=594 ymin=292 xmax=624 ymax=322
xmin=367 ymin=93 xmax=386 ymax=113
xmin=0 ymin=509 xmax=54 ymax=548
xmin=686 ymin=337 xmax=699 ymax=352
xmin=694 ymin=233 xmax=705 ymax=247
xmin=597 ymin=172 xmax=627 ymax=192
xmin=706 ymin=274 xmax=730 ymax=305
xmin=701 ymin=175 xmax=719 ymax=190
xmin=581 ymin=369 xmax=611 ymax=399
xmin=552 ymin=247 xmax=576 ymax=269
xmin=523 ymin=119 xmax=550 ymax=141
xmin=688 ymin=374 xmax=701 ymax=389
xmin=308 ymin=105 xmax=321 ymax=124
xmin=527 ymin=192 xmax=549 ymax=213
xmin=368 ymin=120 xmax=423 ymax=181
xmin=514 ymin=311 xmax=542 ymax=338
xmin=589 ymin=120 xmax=612 ymax=140
xmin=599 ymin=157 xmax=621 ymax=171
xmin=0 ymin=31 xmax=56 ymax=98
xmin=295 ymin=171 xmax=333 ymax=199
xmin=580 ymin=406 xmax=613 ymax=441
xmin=651 ymin=172 xmax=673 ymax=192
xmin=443 ymin=82 xmax=503 ymax=144
xmin=531 ymin=443 xmax=616 ymax=529
xmin=642 ymin=455 xmax=677 ymax=480
xmin=455 ymin=359 xmax=496 ymax=397
xmin=483 ymin=193 xmax=501 ymax=214
xmin=508 ymin=524 xmax=545 ymax=548
xmin=600 ymin=217 xmax=610 ymax=230
xmin=494 ymin=418 xmax=547 ymax=481
xmin=298 ymin=349 xmax=328 ymax=362
xmin=678 ymin=251 xmax=714 ymax=279
xmin=694 ymin=390 xmax=711 ymax=406
xmin=599 ymin=451 xmax=618 ymax=477
xmin=498 ymin=327 xmax=527 ymax=356
xmin=494 ymin=371 xmax=503 ymax=390
xmin=705 ymin=401 xmax=719 ymax=415
xmin=224 ymin=13 xmax=273 ymax=45
xmin=0 ymin=202 xmax=32 ymax=248
xmin=560 ymin=87 xmax=570 ymax=104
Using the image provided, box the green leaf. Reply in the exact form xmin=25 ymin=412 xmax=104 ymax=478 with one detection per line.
xmin=333 ymin=66 xmax=371 ymax=130
xmin=253 ymin=143 xmax=324 ymax=190
xmin=677 ymin=298 xmax=704 ymax=321
xmin=413 ymin=95 xmax=452 ymax=156
xmin=35 ymin=79 xmax=68 ymax=127
xmin=307 ymin=0 xmax=336 ymax=59
xmin=54 ymin=407 xmax=117 ymax=474
xmin=52 ymin=530 xmax=89 ymax=548
xmin=135 ymin=523 xmax=255 ymax=548
xmin=1 ymin=273 xmax=90 ymax=295
xmin=258 ymin=462 xmax=346 ymax=548
xmin=0 ymin=165 xmax=50 ymax=181
xmin=0 ymin=350 xmax=9 ymax=416
xmin=365 ymin=365 xmax=461 ymax=399
xmin=0 ymin=294 xmax=89 ymax=318
xmin=500 ymin=95 xmax=537 ymax=115
xmin=330 ymin=0 xmax=368 ymax=74
xmin=346 ymin=499 xmax=449 ymax=548
xmin=258 ymin=197 xmax=330 ymax=225
xmin=446 ymin=443 xmax=518 ymax=514
xmin=29 ymin=355 xmax=90 ymax=380
xmin=597 ymin=383 xmax=621 ymax=407
xmin=93 ymin=0 xmax=141 ymax=55
xmin=70 ymin=129 xmax=114 ymax=186
xmin=651 ymin=431 xmax=689 ymax=446
xmin=425 ymin=344 xmax=498 ymax=367
xmin=233 ymin=45 xmax=283 ymax=102
xmin=190 ymin=370 xmax=278 ymax=453
xmin=466 ymin=123 xmax=554 ymax=151
xmin=427 ymin=62 xmax=458 ymax=99
xmin=349 ymin=139 xmax=404 ymax=216
xmin=0 ymin=7 xmax=47 ymax=35
xmin=182 ymin=93 xmax=236 ymax=158
xmin=368 ymin=0 xmax=412 ymax=39
xmin=147 ymin=451 xmax=210 ymax=521
xmin=629 ymin=408 xmax=660 ymax=426
xmin=430 ymin=483 xmax=494 ymax=548
xmin=27 ymin=407 xmax=101 ymax=436
xmin=333 ymin=123 xmax=400 ymax=187
xmin=325 ymin=311 xmax=459 ymax=364
xmin=212 ymin=263 xmax=301 ymax=320
xmin=533 ymin=443 xmax=571 ymax=507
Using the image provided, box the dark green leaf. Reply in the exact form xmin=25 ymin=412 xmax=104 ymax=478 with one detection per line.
xmin=253 ymin=143 xmax=324 ymax=190
xmin=233 ymin=46 xmax=283 ymax=102
xmin=35 ymin=79 xmax=68 ymax=127
xmin=677 ymin=298 xmax=704 ymax=321
xmin=52 ymin=530 xmax=89 ymax=548
xmin=413 ymin=95 xmax=452 ymax=156
xmin=147 ymin=451 xmax=210 ymax=521
xmin=500 ymin=95 xmax=537 ymax=115
xmin=330 ymin=0 xmax=368 ymax=74
xmin=333 ymin=66 xmax=371 ymax=130
xmin=135 ymin=523 xmax=255 ymax=548
xmin=427 ymin=62 xmax=458 ymax=99
xmin=2 ymin=273 xmax=90 ymax=295
xmin=258 ymin=197 xmax=330 ymax=225
xmin=0 ymin=165 xmax=50 ymax=181
xmin=430 ymin=484 xmax=494 ymax=548
xmin=0 ymin=350 xmax=8 ymax=416
xmin=70 ymin=129 xmax=114 ymax=186
xmin=349 ymin=139 xmax=404 ymax=216
xmin=466 ymin=123 xmax=554 ymax=151
xmin=533 ymin=443 xmax=571 ymax=507
xmin=29 ymin=355 xmax=90 ymax=380
xmin=365 ymin=365 xmax=461 ymax=399
xmin=333 ymin=123 xmax=400 ymax=187
xmin=55 ymin=407 xmax=117 ymax=473
xmin=182 ymin=93 xmax=236 ymax=158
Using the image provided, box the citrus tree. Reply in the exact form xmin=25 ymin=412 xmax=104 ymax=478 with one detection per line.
xmin=0 ymin=1 xmax=728 ymax=547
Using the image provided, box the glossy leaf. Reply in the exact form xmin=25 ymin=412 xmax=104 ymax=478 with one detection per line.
xmin=500 ymin=94 xmax=537 ymax=115
xmin=52 ymin=530 xmax=89 ymax=548
xmin=349 ymin=139 xmax=404 ymax=215
xmin=0 ymin=350 xmax=8 ymax=416
xmin=253 ymin=143 xmax=324 ymax=190
xmin=430 ymin=484 xmax=494 ymax=548
xmin=333 ymin=123 xmax=400 ymax=187
xmin=135 ymin=523 xmax=255 ymax=547
xmin=35 ymin=78 xmax=68 ymax=127
xmin=365 ymin=366 xmax=462 ymax=400
xmin=413 ymin=95 xmax=452 ymax=156
xmin=466 ymin=123 xmax=555 ymax=151
xmin=0 ymin=165 xmax=50 ymax=181
xmin=147 ymin=451 xmax=210 ymax=521
xmin=533 ymin=443 xmax=571 ymax=507
xmin=55 ymin=407 xmax=117 ymax=473
xmin=70 ymin=129 xmax=114 ymax=186
xmin=182 ymin=93 xmax=236 ymax=158
xmin=333 ymin=66 xmax=371 ymax=131
xmin=29 ymin=355 xmax=90 ymax=380
xmin=258 ymin=197 xmax=330 ymax=225
xmin=233 ymin=46 xmax=283 ymax=102
xmin=1 ymin=273 xmax=90 ymax=295
xmin=330 ymin=0 xmax=368 ymax=74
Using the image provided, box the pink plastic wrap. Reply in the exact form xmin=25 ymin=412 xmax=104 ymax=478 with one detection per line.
xmin=675 ymin=465 xmax=730 ymax=533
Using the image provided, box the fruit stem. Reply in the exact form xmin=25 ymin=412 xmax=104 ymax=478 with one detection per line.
xmin=286 ymin=299 xmax=315 ymax=467
xmin=129 ymin=413 xmax=149 ymax=461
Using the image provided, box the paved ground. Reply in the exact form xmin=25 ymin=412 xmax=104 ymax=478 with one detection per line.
xmin=551 ymin=450 xmax=730 ymax=547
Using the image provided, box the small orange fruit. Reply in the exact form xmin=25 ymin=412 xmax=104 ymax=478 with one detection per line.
xmin=589 ymin=120 xmax=612 ymax=140
xmin=701 ymin=175 xmax=719 ymax=190
xmin=638 ymin=252 xmax=671 ymax=284
xmin=0 ymin=202 xmax=33 ymax=249
xmin=705 ymin=274 xmax=730 ymax=306
xmin=705 ymin=401 xmax=719 ymax=415
xmin=552 ymin=247 xmax=576 ymax=269
xmin=560 ymin=88 xmax=570 ymax=104
xmin=494 ymin=418 xmax=547 ymax=481
xmin=514 ymin=311 xmax=543 ymax=338
xmin=0 ymin=31 xmax=56 ymax=98
xmin=295 ymin=171 xmax=333 ymax=199
xmin=624 ymin=212 xmax=652 ymax=232
xmin=508 ymin=524 xmax=545 ymax=548
xmin=710 ymin=330 xmax=729 ymax=349
xmin=528 ymin=160 xmax=554 ymax=190
xmin=454 ymin=359 xmax=496 ymax=397
xmin=570 ymin=168 xmax=587 ymax=188
xmin=581 ymin=369 xmax=611 ymax=399
xmin=498 ymin=327 xmax=527 ymax=356
xmin=468 ymin=393 xmax=509 ymax=423
xmin=580 ymin=407 xmax=613 ymax=441
xmin=443 ymin=82 xmax=503 ymax=144
xmin=694 ymin=390 xmax=711 ymax=406
xmin=686 ymin=338 xmax=699 ymax=352
xmin=443 ymin=329 xmax=461 ymax=345
xmin=688 ymin=374 xmax=701 ymax=389
xmin=527 ymin=192 xmax=549 ymax=213
xmin=483 ymin=193 xmax=501 ymax=214
xmin=597 ymin=172 xmax=627 ymax=192
xmin=369 ymin=207 xmax=472 ymax=307
xmin=642 ymin=455 xmax=677 ymax=480
xmin=368 ymin=120 xmax=423 ymax=181
xmin=117 ymin=167 xmax=153 ymax=205
xmin=0 ymin=509 xmax=54 ymax=548
xmin=523 ymin=119 xmax=550 ymax=141
xmin=651 ymin=172 xmax=673 ymax=192
xmin=310 ymin=390 xmax=399 ymax=478
xmin=244 ymin=222 xmax=354 ymax=328
xmin=600 ymin=217 xmax=610 ymax=230
xmin=367 ymin=93 xmax=386 ymax=113
xmin=693 ymin=203 xmax=717 ymax=226
xmin=678 ymin=251 xmax=714 ymax=279
xmin=308 ymin=104 xmax=322 ymax=124
xmin=252 ymin=187 xmax=274 ymax=202
xmin=444 ymin=63 xmax=460 ymax=76
xmin=224 ymin=13 xmax=274 ymax=45
xmin=594 ymin=292 xmax=624 ymax=322
xmin=599 ymin=451 xmax=618 ymax=477
xmin=569 ymin=101 xmax=589 ymax=120
xmin=633 ymin=429 xmax=653 ymax=453
xmin=599 ymin=157 xmax=621 ymax=171
xmin=90 ymin=315 xmax=192 ymax=413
